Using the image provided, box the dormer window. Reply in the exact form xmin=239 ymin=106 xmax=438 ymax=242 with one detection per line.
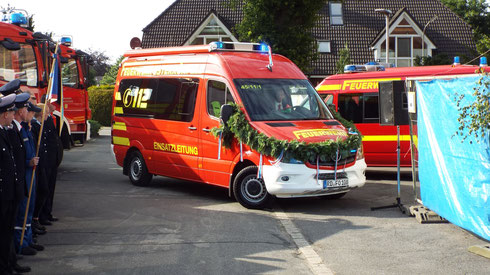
xmin=330 ymin=2 xmax=343 ymax=26
xmin=185 ymin=13 xmax=238 ymax=45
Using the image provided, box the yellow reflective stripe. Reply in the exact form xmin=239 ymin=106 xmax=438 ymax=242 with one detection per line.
xmin=113 ymin=122 xmax=127 ymax=131
xmin=412 ymin=135 xmax=418 ymax=149
xmin=363 ymin=135 xmax=411 ymax=141
xmin=113 ymin=136 xmax=130 ymax=146
xmin=317 ymin=84 xmax=341 ymax=91
xmin=114 ymin=107 xmax=123 ymax=115
xmin=115 ymin=92 xmax=122 ymax=101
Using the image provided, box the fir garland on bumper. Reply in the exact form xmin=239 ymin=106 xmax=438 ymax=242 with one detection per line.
xmin=212 ymin=104 xmax=362 ymax=163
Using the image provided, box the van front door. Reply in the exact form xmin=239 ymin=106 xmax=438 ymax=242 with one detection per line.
xmin=198 ymin=79 xmax=237 ymax=186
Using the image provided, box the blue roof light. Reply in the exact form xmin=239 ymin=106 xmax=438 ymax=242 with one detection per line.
xmin=453 ymin=56 xmax=460 ymax=65
xmin=60 ymin=37 xmax=72 ymax=46
xmin=480 ymin=57 xmax=488 ymax=67
xmin=216 ymin=42 xmax=224 ymax=49
xmin=10 ymin=13 xmax=27 ymax=25
xmin=260 ymin=43 xmax=268 ymax=52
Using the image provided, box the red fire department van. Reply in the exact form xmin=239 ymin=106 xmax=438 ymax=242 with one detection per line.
xmin=0 ymin=9 xmax=92 ymax=153
xmin=316 ymin=63 xmax=490 ymax=167
xmin=111 ymin=42 xmax=367 ymax=209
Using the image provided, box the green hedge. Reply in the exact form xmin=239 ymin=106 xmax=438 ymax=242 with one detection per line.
xmin=88 ymin=85 xmax=114 ymax=126
xmin=88 ymin=120 xmax=102 ymax=137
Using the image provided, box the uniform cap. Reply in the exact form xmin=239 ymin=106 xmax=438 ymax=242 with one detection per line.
xmin=27 ymin=102 xmax=42 ymax=112
xmin=14 ymin=93 xmax=30 ymax=109
xmin=0 ymin=79 xmax=21 ymax=95
xmin=0 ymin=94 xmax=17 ymax=113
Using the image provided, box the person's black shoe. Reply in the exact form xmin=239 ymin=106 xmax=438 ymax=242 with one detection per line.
xmin=13 ymin=263 xmax=31 ymax=273
xmin=20 ymin=246 xmax=37 ymax=256
xmin=32 ymin=220 xmax=46 ymax=231
xmin=29 ymin=243 xmax=44 ymax=251
xmin=48 ymin=216 xmax=58 ymax=222
xmin=32 ymin=227 xmax=46 ymax=235
xmin=39 ymin=220 xmax=52 ymax=226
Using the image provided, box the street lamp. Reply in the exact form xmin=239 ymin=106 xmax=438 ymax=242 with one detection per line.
xmin=422 ymin=16 xmax=438 ymax=63
xmin=375 ymin=9 xmax=392 ymax=64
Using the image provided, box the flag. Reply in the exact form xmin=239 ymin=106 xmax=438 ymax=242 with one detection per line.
xmin=46 ymin=44 xmax=64 ymax=136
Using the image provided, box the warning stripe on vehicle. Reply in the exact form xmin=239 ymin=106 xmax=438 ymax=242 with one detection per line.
xmin=363 ymin=135 xmax=411 ymax=141
xmin=113 ymin=136 xmax=130 ymax=146
xmin=114 ymin=107 xmax=123 ymax=115
xmin=363 ymin=135 xmax=418 ymax=149
xmin=113 ymin=122 xmax=127 ymax=131
xmin=316 ymin=84 xmax=342 ymax=91
xmin=115 ymin=92 xmax=122 ymax=101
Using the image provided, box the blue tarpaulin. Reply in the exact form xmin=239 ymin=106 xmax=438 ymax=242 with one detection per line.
xmin=416 ymin=75 xmax=490 ymax=241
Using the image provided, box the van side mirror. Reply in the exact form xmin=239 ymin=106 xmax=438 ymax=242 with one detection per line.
xmin=220 ymin=104 xmax=233 ymax=126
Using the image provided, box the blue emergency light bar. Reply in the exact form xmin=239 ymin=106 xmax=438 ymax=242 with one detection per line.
xmin=1 ymin=9 xmax=30 ymax=28
xmin=209 ymin=42 xmax=270 ymax=53
xmin=480 ymin=57 xmax=487 ymax=67
xmin=60 ymin=36 xmax=72 ymax=46
xmin=453 ymin=56 xmax=461 ymax=65
xmin=344 ymin=62 xmax=385 ymax=73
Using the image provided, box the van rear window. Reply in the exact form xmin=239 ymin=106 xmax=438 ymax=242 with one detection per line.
xmin=115 ymin=78 xmax=199 ymax=122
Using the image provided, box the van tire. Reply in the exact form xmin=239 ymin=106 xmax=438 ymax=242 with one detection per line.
xmin=128 ymin=151 xmax=152 ymax=186
xmin=233 ymin=166 xmax=271 ymax=209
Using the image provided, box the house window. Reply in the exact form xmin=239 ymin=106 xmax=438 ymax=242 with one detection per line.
xmin=330 ymin=3 xmax=343 ymax=26
xmin=188 ymin=15 xmax=236 ymax=45
xmin=380 ymin=36 xmax=426 ymax=67
xmin=318 ymin=41 xmax=331 ymax=53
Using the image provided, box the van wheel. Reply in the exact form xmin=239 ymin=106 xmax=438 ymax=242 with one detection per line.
xmin=233 ymin=166 xmax=271 ymax=209
xmin=128 ymin=151 xmax=152 ymax=186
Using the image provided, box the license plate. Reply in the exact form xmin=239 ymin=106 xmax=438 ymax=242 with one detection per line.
xmin=323 ymin=178 xmax=348 ymax=189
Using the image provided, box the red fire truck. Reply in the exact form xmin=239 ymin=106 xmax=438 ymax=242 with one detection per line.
xmin=0 ymin=8 xmax=92 ymax=154
xmin=315 ymin=62 xmax=489 ymax=167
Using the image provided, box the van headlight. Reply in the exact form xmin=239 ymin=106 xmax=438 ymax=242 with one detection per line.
xmin=357 ymin=144 xmax=365 ymax=160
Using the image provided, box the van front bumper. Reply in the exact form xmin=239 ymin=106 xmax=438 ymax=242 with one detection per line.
xmin=262 ymin=159 xmax=367 ymax=198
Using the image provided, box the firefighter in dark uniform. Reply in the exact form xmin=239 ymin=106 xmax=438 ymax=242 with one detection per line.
xmin=31 ymin=103 xmax=49 ymax=235
xmin=38 ymin=98 xmax=60 ymax=225
xmin=14 ymin=102 xmax=44 ymax=255
xmin=0 ymin=93 xmax=21 ymax=275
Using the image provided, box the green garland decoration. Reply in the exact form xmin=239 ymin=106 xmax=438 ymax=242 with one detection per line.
xmin=212 ymin=103 xmax=362 ymax=163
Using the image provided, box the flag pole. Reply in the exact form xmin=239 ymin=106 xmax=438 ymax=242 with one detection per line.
xmin=19 ymin=43 xmax=59 ymax=249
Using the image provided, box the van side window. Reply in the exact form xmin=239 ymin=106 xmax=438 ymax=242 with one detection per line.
xmin=337 ymin=93 xmax=379 ymax=123
xmin=115 ymin=78 xmax=199 ymax=121
xmin=154 ymin=78 xmax=199 ymax=122
xmin=116 ymin=78 xmax=158 ymax=117
xmin=207 ymin=80 xmax=235 ymax=118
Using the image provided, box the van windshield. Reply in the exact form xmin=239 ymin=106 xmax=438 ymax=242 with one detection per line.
xmin=234 ymin=79 xmax=333 ymax=121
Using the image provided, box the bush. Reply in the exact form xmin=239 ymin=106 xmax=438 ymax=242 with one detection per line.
xmin=88 ymin=120 xmax=102 ymax=137
xmin=88 ymin=85 xmax=114 ymax=126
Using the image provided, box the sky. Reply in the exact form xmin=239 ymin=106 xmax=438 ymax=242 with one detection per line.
xmin=9 ymin=0 xmax=177 ymax=63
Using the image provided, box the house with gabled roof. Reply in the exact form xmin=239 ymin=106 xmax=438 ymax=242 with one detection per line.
xmin=141 ymin=0 xmax=477 ymax=84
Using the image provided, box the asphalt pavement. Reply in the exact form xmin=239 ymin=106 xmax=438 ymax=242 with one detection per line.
xmin=20 ymin=132 xmax=489 ymax=274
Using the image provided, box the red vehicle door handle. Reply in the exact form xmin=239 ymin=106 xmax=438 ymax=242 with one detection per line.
xmin=202 ymin=128 xmax=211 ymax=132
xmin=188 ymin=126 xmax=197 ymax=130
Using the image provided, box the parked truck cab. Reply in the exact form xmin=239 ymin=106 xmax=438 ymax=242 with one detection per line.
xmin=111 ymin=42 xmax=366 ymax=209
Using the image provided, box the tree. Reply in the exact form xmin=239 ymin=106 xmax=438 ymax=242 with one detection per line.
xmin=100 ymin=56 xmax=124 ymax=86
xmin=336 ymin=43 xmax=351 ymax=74
xmin=231 ymin=0 xmax=327 ymax=73
xmin=441 ymin=0 xmax=490 ymax=60
xmin=455 ymin=71 xmax=490 ymax=143
xmin=86 ymin=49 xmax=110 ymax=77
